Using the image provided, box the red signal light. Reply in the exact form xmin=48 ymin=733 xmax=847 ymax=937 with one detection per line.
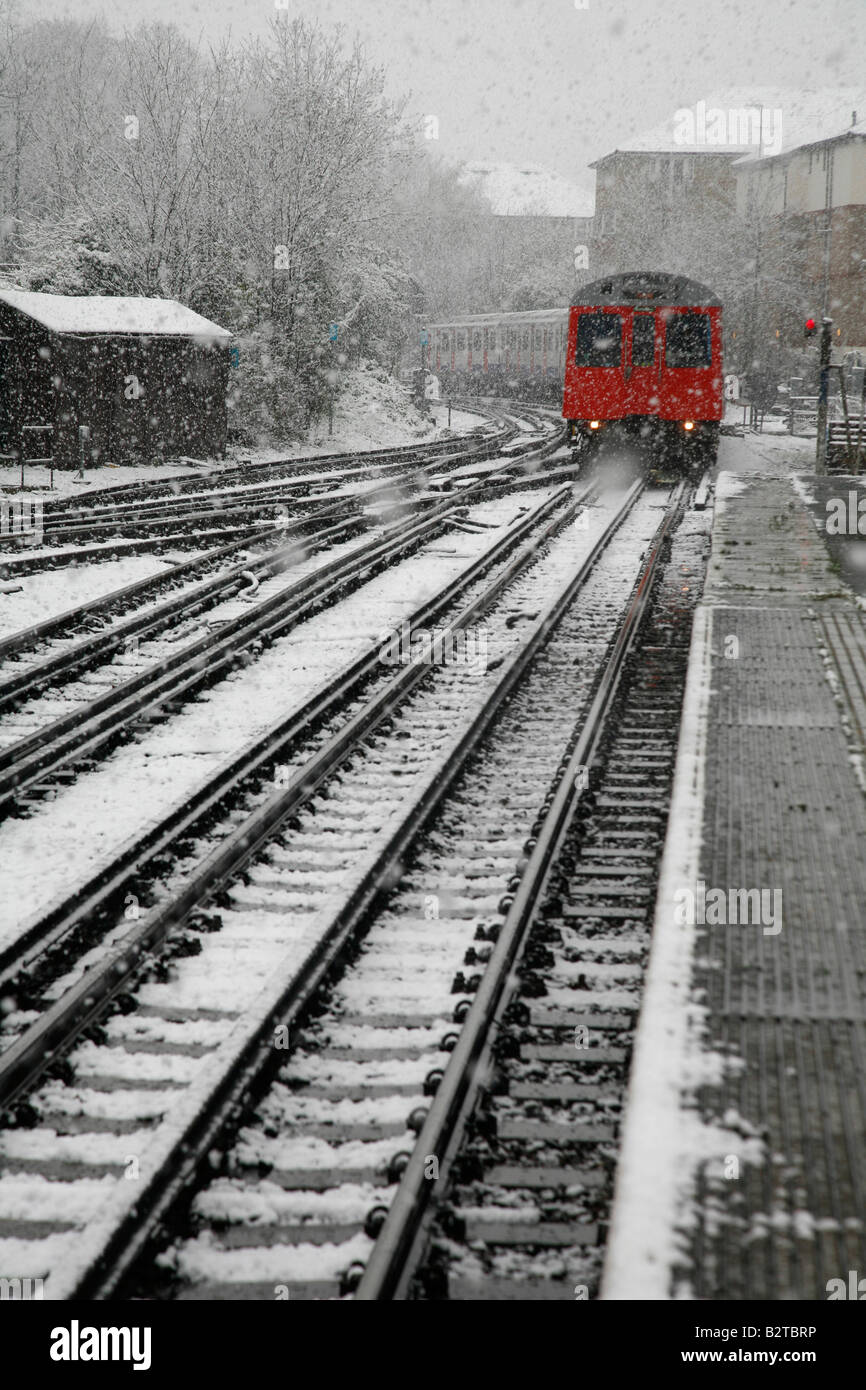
xmin=805 ymin=318 xmax=817 ymax=338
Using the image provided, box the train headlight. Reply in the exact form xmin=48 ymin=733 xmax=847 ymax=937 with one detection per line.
xmin=589 ymin=420 xmax=600 ymax=430
xmin=683 ymin=420 xmax=695 ymax=431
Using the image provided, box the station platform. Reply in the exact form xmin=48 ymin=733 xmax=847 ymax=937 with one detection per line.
xmin=604 ymin=440 xmax=866 ymax=1300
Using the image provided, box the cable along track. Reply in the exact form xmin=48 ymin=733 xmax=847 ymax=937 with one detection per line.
xmin=0 ymin=477 xmax=660 ymax=1300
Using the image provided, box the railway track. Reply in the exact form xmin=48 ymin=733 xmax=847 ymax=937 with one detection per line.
xmin=0 ymin=429 xmax=565 ymax=820
xmin=33 ymin=426 xmax=497 ymax=516
xmin=360 ymin=490 xmax=712 ymax=1301
xmin=0 ymin=477 xmax=594 ymax=1040
xmin=0 ymin=472 xmax=694 ymax=1300
xmin=18 ymin=421 xmax=518 ymax=555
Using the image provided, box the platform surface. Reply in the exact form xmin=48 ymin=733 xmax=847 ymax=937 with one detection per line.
xmin=604 ymin=435 xmax=866 ymax=1301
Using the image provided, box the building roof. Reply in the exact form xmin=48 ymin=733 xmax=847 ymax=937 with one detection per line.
xmin=459 ymin=162 xmax=595 ymax=218
xmin=0 ymin=289 xmax=231 ymax=339
xmin=593 ymin=88 xmax=866 ymax=163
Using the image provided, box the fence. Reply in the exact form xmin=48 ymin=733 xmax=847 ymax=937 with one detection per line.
xmin=0 ymin=423 xmax=55 ymax=489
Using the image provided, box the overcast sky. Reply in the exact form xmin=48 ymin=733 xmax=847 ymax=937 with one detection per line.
xmin=22 ymin=0 xmax=866 ymax=191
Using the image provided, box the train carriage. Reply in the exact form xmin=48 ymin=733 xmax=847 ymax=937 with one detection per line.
xmin=430 ymin=308 xmax=568 ymax=403
xmin=428 ymin=275 xmax=722 ymax=469
xmin=562 ymin=271 xmax=723 ymax=467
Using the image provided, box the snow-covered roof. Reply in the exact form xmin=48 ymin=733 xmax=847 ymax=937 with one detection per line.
xmin=0 ymin=289 xmax=231 ymax=338
xmin=459 ymin=162 xmax=594 ymax=218
xmin=595 ymin=89 xmax=866 ymax=162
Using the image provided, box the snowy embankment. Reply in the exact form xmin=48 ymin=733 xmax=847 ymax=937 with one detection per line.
xmin=0 ymin=361 xmax=486 ymax=499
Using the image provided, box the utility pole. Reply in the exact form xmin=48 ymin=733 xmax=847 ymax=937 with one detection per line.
xmin=816 ymin=316 xmax=833 ymax=473
xmin=328 ymin=322 xmax=339 ymax=437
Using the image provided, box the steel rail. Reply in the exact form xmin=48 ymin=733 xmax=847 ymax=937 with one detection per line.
xmin=0 ymin=530 xmax=286 ymax=666
xmin=38 ymin=425 xmax=499 ymax=516
xmin=0 ymin=516 xmax=361 ymax=712
xmin=0 ymin=432 xmax=565 ymax=812
xmin=0 ymin=479 xmax=590 ymax=1001
xmin=354 ymin=480 xmax=686 ymax=1301
xmin=0 ymin=478 xmax=608 ymax=1126
xmin=45 ymin=440 xmax=506 ymax=528
xmin=37 ymin=433 xmax=517 ymax=542
xmin=0 ymin=525 xmax=269 ymax=579
xmin=0 ymin=420 xmax=561 ymax=669
xmin=58 ymin=480 xmax=645 ymax=1301
xmin=0 ymin=504 xmax=455 ymax=809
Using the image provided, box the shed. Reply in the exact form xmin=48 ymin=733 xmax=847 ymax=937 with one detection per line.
xmin=0 ymin=290 xmax=232 ymax=469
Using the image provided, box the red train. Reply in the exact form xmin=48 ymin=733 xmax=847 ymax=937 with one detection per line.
xmin=562 ymin=271 xmax=723 ymax=467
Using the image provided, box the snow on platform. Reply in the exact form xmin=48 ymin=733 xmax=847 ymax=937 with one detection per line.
xmin=604 ymin=437 xmax=866 ymax=1300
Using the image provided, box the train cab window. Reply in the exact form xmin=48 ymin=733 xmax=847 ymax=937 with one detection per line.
xmin=665 ymin=312 xmax=711 ymax=367
xmin=631 ymin=314 xmax=656 ymax=366
xmin=576 ymin=312 xmax=622 ymax=367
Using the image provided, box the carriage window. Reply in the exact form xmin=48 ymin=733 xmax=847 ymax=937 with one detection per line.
xmin=521 ymin=330 xmax=530 ymax=350
xmin=631 ymin=315 xmax=656 ymax=366
xmin=535 ymin=329 xmax=543 ymax=348
xmin=457 ymin=332 xmax=466 ymax=350
xmin=576 ymin=313 xmax=622 ymax=367
xmin=507 ymin=329 xmax=516 ymax=348
xmin=440 ymin=333 xmax=449 ymax=351
xmin=665 ymin=312 xmax=711 ymax=367
xmin=473 ymin=330 xmax=483 ymax=351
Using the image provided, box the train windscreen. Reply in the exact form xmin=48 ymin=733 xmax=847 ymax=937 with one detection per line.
xmin=576 ymin=313 xmax=622 ymax=367
xmin=665 ymin=312 xmax=711 ymax=367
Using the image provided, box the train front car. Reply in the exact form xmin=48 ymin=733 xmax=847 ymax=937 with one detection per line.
xmin=562 ymin=271 xmax=723 ymax=470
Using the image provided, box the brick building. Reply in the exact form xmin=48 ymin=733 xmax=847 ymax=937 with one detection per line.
xmin=736 ymin=114 xmax=866 ymax=351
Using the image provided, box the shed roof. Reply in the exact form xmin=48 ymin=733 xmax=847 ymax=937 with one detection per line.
xmin=0 ymin=289 xmax=231 ymax=339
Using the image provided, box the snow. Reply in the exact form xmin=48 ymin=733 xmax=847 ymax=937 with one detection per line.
xmin=0 ymin=289 xmax=231 ymax=339
xmin=0 ymin=491 xmax=548 ymax=950
xmin=601 ymin=597 xmax=762 ymax=1300
xmin=608 ymin=87 xmax=866 ymax=159
xmin=0 ymin=554 xmax=177 ymax=638
xmin=459 ymin=161 xmax=594 ymax=218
